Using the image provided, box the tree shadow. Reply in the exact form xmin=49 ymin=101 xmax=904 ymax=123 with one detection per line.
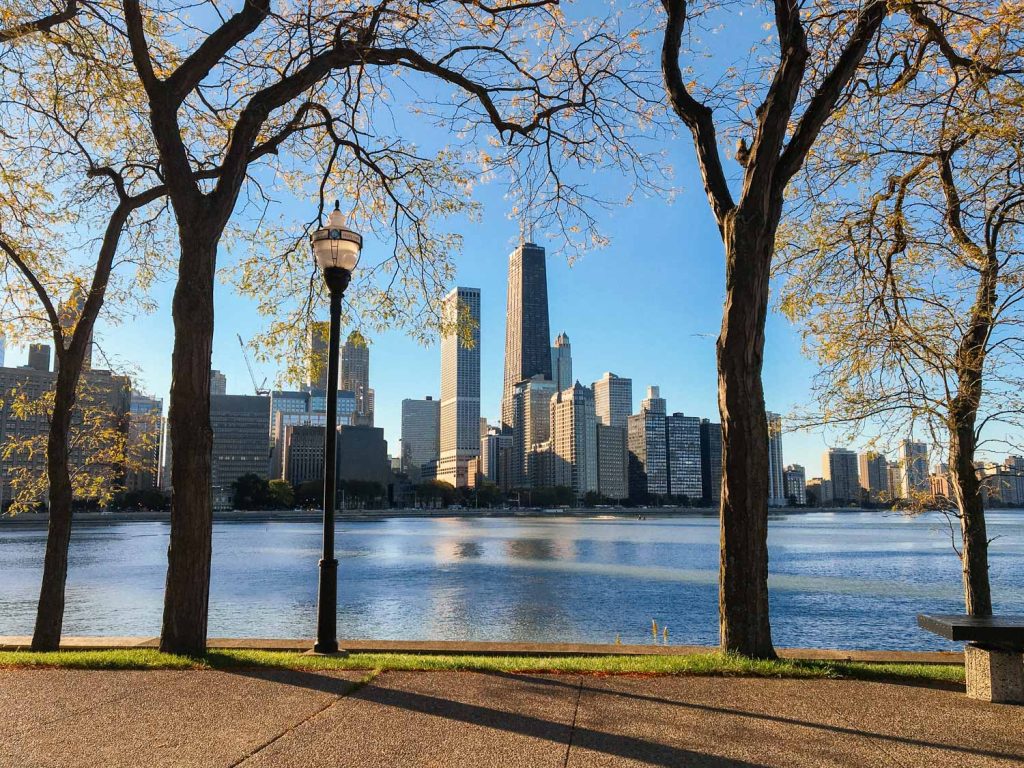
xmin=223 ymin=666 xmax=770 ymax=767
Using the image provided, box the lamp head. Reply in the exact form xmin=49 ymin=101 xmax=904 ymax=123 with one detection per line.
xmin=311 ymin=200 xmax=362 ymax=273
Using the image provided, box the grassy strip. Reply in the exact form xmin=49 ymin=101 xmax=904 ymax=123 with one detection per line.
xmin=0 ymin=648 xmax=964 ymax=684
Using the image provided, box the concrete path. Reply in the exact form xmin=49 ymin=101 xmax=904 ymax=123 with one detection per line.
xmin=1 ymin=669 xmax=1021 ymax=767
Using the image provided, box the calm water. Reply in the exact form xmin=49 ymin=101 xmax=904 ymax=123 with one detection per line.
xmin=2 ymin=511 xmax=1023 ymax=650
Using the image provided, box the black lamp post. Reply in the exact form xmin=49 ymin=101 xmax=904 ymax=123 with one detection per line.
xmin=310 ymin=200 xmax=362 ymax=654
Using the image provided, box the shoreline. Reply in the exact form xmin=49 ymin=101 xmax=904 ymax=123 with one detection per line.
xmin=0 ymin=505 xmax=931 ymax=527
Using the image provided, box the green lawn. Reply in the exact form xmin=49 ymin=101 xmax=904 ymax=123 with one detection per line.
xmin=0 ymin=648 xmax=965 ymax=685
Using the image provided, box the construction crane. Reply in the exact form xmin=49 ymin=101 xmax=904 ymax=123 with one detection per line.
xmin=236 ymin=334 xmax=269 ymax=395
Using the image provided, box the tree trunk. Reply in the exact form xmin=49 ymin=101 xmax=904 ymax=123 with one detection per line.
xmin=31 ymin=375 xmax=77 ymax=651
xmin=949 ymin=419 xmax=992 ymax=616
xmin=160 ymin=223 xmax=217 ymax=656
xmin=717 ymin=207 xmax=776 ymax=659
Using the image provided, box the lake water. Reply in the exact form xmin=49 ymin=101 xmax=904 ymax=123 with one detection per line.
xmin=1 ymin=511 xmax=1023 ymax=650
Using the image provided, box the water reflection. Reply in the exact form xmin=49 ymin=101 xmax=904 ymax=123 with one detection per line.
xmin=0 ymin=511 xmax=1022 ymax=649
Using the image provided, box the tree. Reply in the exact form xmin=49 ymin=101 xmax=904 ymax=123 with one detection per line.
xmin=659 ymin=0 xmax=890 ymax=657
xmin=107 ymin=0 xmax=658 ymax=654
xmin=0 ymin=8 xmax=170 ymax=649
xmin=778 ymin=4 xmax=1024 ymax=616
xmin=268 ymin=479 xmax=295 ymax=509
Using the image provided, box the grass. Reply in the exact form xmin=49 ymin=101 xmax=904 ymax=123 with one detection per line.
xmin=0 ymin=648 xmax=965 ymax=685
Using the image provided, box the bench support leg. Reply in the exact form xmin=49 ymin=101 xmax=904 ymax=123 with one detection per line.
xmin=965 ymin=643 xmax=1024 ymax=704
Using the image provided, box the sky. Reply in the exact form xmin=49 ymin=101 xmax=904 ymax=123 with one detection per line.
xmin=1 ymin=5 xmax=894 ymax=479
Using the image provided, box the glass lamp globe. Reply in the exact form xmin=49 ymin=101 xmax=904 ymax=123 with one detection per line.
xmin=310 ymin=201 xmax=362 ymax=272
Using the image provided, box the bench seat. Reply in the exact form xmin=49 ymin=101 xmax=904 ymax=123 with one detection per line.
xmin=918 ymin=614 xmax=1024 ymax=704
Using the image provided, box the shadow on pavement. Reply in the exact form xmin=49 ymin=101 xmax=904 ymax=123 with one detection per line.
xmin=221 ymin=667 xmax=771 ymax=767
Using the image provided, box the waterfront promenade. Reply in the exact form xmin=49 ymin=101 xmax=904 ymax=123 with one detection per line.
xmin=3 ymin=664 xmax=1022 ymax=767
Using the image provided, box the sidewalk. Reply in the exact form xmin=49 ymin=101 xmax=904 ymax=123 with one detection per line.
xmin=2 ymin=667 xmax=1020 ymax=767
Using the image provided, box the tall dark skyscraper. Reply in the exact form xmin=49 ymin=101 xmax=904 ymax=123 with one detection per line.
xmin=501 ymin=241 xmax=551 ymax=430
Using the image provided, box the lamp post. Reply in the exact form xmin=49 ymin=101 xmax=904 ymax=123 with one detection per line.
xmin=310 ymin=200 xmax=362 ymax=654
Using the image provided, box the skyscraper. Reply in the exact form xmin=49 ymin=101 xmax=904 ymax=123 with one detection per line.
xmin=593 ymin=372 xmax=632 ymax=429
xmin=400 ymin=396 xmax=440 ymax=480
xmin=767 ymin=411 xmax=786 ymax=507
xmin=438 ymin=287 xmax=481 ymax=487
xmin=899 ymin=440 xmax=929 ymax=497
xmin=596 ymin=424 xmax=628 ymax=501
xmin=306 ymin=321 xmax=329 ymax=390
xmin=209 ymin=369 xmax=227 ymax=396
xmin=700 ymin=418 xmax=722 ymax=506
xmin=783 ymin=464 xmax=806 ymax=505
xmin=627 ymin=386 xmax=668 ymax=499
xmin=27 ymin=343 xmax=50 ymax=372
xmin=501 ymin=242 xmax=551 ymax=430
xmin=341 ymin=330 xmax=373 ymax=426
xmin=210 ymin=394 xmax=271 ymax=509
xmin=127 ymin=392 xmax=163 ymax=492
xmin=511 ymin=375 xmax=558 ymax=487
xmin=551 ymin=332 xmax=572 ymax=392
xmin=822 ymin=447 xmax=860 ymax=504
xmin=666 ymin=412 xmax=702 ymax=500
xmin=550 ymin=382 xmax=598 ymax=498
xmin=859 ymin=451 xmax=890 ymax=501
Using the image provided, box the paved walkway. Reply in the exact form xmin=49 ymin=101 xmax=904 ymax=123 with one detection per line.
xmin=2 ymin=668 xmax=1021 ymax=767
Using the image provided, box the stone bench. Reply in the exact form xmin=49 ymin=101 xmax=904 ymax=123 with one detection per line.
xmin=918 ymin=614 xmax=1024 ymax=703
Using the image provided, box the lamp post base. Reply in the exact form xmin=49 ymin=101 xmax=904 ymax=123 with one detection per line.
xmin=314 ymin=557 xmax=339 ymax=654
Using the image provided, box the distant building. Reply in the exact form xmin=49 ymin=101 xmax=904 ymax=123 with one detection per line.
xmin=806 ymin=477 xmax=833 ymax=506
xmin=400 ymin=396 xmax=440 ymax=481
xmin=977 ymin=461 xmax=1024 ymax=507
xmin=209 ymin=369 xmax=227 ymax=396
xmin=666 ymin=413 xmax=702 ymax=500
xmin=306 ymin=321 xmax=330 ymax=390
xmin=269 ymin=390 xmax=355 ymax=478
xmin=511 ymin=375 xmax=558 ymax=488
xmin=210 ymin=394 xmax=270 ymax=509
xmin=930 ymin=466 xmax=952 ymax=500
xmin=341 ymin=330 xmax=373 ymax=426
xmin=592 ymin=372 xmax=632 ymax=430
xmin=501 ymin=242 xmax=552 ymax=430
xmin=336 ymin=425 xmax=389 ymax=490
xmin=700 ymin=418 xmax=722 ymax=506
xmin=550 ymin=332 xmax=572 ymax=392
xmin=0 ymin=365 xmax=129 ymax=505
xmin=822 ymin=448 xmax=859 ymax=504
xmin=886 ymin=463 xmax=902 ymax=499
xmin=480 ymin=428 xmax=513 ymax=490
xmin=126 ymin=392 xmax=163 ymax=492
xmin=899 ymin=440 xmax=929 ymax=498
xmin=627 ymin=386 xmax=668 ymax=499
xmin=767 ymin=412 xmax=785 ymax=507
xmin=596 ymin=424 xmax=629 ymax=501
xmin=282 ymin=424 xmax=326 ymax=487
xmin=550 ymin=382 xmax=598 ymax=498
xmin=783 ymin=464 xmax=806 ymax=505
xmin=27 ymin=343 xmax=50 ymax=372
xmin=438 ymin=286 xmax=481 ymax=488
xmin=859 ymin=452 xmax=890 ymax=502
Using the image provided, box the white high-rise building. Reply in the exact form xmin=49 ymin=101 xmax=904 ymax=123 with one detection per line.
xmin=592 ymin=372 xmax=632 ymax=429
xmin=767 ymin=411 xmax=786 ymax=507
xmin=550 ymin=382 xmax=598 ymax=497
xmin=627 ymin=386 xmax=668 ymax=498
xmin=551 ymin=332 xmax=572 ymax=392
xmin=400 ymin=396 xmax=440 ymax=480
xmin=438 ymin=287 xmax=481 ymax=487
